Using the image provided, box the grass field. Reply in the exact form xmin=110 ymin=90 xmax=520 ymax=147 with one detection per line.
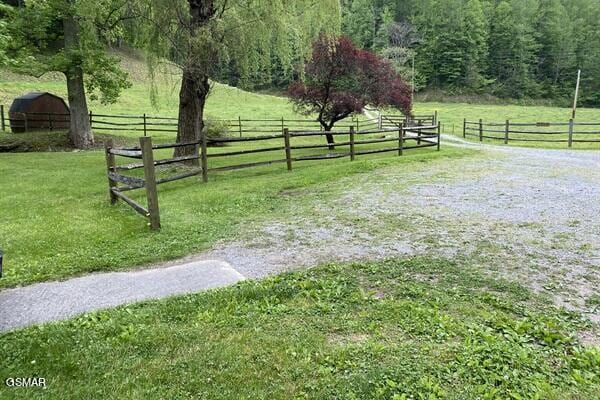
xmin=0 ymin=258 xmax=598 ymax=399
xmin=0 ymin=140 xmax=465 ymax=288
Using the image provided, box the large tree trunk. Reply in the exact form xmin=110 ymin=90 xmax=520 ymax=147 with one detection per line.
xmin=63 ymin=12 xmax=94 ymax=149
xmin=319 ymin=118 xmax=335 ymax=150
xmin=175 ymin=0 xmax=215 ymax=163
xmin=174 ymin=71 xmax=209 ymax=164
xmin=324 ymin=128 xmax=335 ymax=150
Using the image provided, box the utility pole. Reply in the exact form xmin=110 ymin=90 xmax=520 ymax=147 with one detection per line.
xmin=572 ymin=69 xmax=581 ymax=120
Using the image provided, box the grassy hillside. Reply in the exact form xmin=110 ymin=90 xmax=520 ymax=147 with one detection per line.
xmin=0 ymin=54 xmax=307 ymax=121
xmin=2 ymin=52 xmax=600 ymax=133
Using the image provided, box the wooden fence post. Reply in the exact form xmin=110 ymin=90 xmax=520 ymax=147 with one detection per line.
xmin=104 ymin=138 xmax=118 ymax=205
xmin=349 ymin=126 xmax=355 ymax=161
xmin=417 ymin=119 xmax=422 ymax=145
xmin=479 ymin=119 xmax=483 ymax=142
xmin=201 ymin=129 xmax=208 ymax=183
xmin=505 ymin=120 xmax=510 ymax=144
xmin=48 ymin=113 xmax=53 ymax=130
xmin=143 ymin=113 xmax=147 ymax=137
xmin=437 ymin=121 xmax=441 ymax=151
xmin=398 ymin=123 xmax=404 ymax=156
xmin=283 ymin=128 xmax=292 ymax=171
xmin=89 ymin=111 xmax=93 ymax=126
xmin=463 ymin=118 xmax=466 ymax=138
xmin=434 ymin=110 xmax=438 ymax=125
xmin=378 ymin=113 xmax=382 ymax=129
xmin=1 ymin=105 xmax=5 ymax=131
xmin=568 ymin=119 xmax=574 ymax=148
xmin=238 ymin=116 xmax=242 ymax=137
xmin=140 ymin=136 xmax=161 ymax=230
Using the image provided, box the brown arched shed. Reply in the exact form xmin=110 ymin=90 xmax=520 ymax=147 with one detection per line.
xmin=9 ymin=92 xmax=70 ymax=133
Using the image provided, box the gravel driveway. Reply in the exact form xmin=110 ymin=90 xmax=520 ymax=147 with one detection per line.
xmin=200 ymin=137 xmax=600 ymax=321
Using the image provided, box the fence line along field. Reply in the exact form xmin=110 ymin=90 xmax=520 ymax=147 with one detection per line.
xmin=463 ymin=118 xmax=600 ymax=148
xmin=0 ymin=106 xmax=435 ymax=136
xmin=104 ymin=116 xmax=440 ymax=229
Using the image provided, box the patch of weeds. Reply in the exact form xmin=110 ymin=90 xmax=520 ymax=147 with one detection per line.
xmin=586 ymin=295 xmax=600 ymax=314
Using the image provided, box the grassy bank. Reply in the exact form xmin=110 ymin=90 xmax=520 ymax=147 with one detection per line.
xmin=0 ymin=258 xmax=597 ymax=399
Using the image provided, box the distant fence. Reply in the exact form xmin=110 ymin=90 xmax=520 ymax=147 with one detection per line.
xmin=463 ymin=118 xmax=600 ymax=147
xmin=0 ymin=105 xmax=435 ymax=138
xmin=105 ymin=122 xmax=441 ymax=229
xmin=1 ymin=106 xmax=70 ymax=132
xmin=381 ymin=113 xmax=436 ymax=129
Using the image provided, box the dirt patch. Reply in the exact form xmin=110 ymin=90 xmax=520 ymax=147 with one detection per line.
xmin=327 ymin=332 xmax=370 ymax=347
xmin=578 ymin=328 xmax=600 ymax=347
xmin=279 ymin=188 xmax=311 ymax=197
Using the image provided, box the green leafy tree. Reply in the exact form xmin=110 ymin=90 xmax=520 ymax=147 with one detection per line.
xmin=341 ymin=0 xmax=376 ymax=49
xmin=132 ymin=0 xmax=340 ymax=161
xmin=372 ymin=5 xmax=394 ymax=51
xmin=535 ymin=0 xmax=575 ymax=96
xmin=0 ymin=4 xmax=12 ymax=66
xmin=487 ymin=0 xmax=539 ymax=97
xmin=338 ymin=0 xmax=600 ymax=104
xmin=412 ymin=0 xmax=488 ymax=90
xmin=6 ymin=0 xmax=132 ymax=148
xmin=571 ymin=0 xmax=600 ymax=105
xmin=462 ymin=0 xmax=488 ymax=89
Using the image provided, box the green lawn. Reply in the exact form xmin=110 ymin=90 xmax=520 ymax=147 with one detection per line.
xmin=1 ymin=52 xmax=598 ymax=400
xmin=1 ymin=258 xmax=598 ymax=399
xmin=0 ymin=143 xmax=464 ymax=289
xmin=413 ymin=102 xmax=600 ymax=149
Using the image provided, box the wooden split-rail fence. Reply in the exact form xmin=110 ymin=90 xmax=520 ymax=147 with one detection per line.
xmin=1 ymin=105 xmax=438 ymax=138
xmin=105 ymin=121 xmax=441 ymax=229
xmin=463 ymin=118 xmax=600 ymax=147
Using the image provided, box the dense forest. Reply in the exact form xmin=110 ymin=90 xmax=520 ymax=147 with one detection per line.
xmin=340 ymin=0 xmax=600 ymax=105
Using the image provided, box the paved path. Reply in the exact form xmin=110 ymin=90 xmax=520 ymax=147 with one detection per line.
xmin=0 ymin=260 xmax=244 ymax=332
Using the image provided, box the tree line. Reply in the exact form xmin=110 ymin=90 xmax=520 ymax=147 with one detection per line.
xmin=340 ymin=0 xmax=600 ymax=106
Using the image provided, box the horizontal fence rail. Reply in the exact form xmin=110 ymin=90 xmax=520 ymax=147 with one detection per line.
xmin=105 ymin=121 xmax=441 ymax=229
xmin=463 ymin=118 xmax=600 ymax=147
xmin=3 ymin=111 xmax=70 ymax=132
xmin=0 ymin=105 xmax=434 ymax=139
